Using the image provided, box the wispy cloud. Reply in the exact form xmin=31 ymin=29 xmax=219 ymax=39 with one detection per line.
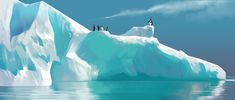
xmin=104 ymin=0 xmax=234 ymax=19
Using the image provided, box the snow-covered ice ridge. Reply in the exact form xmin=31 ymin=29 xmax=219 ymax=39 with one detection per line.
xmin=0 ymin=0 xmax=226 ymax=86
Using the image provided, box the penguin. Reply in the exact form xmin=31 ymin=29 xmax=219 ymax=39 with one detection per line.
xmin=97 ymin=25 xmax=100 ymax=31
xmin=148 ymin=18 xmax=153 ymax=26
xmin=92 ymin=25 xmax=96 ymax=31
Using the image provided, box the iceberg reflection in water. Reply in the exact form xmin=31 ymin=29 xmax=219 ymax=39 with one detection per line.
xmin=0 ymin=81 xmax=225 ymax=100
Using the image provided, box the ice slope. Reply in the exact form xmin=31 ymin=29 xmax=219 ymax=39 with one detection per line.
xmin=0 ymin=0 xmax=226 ymax=86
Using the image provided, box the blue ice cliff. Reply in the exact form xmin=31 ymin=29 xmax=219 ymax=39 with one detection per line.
xmin=0 ymin=0 xmax=226 ymax=86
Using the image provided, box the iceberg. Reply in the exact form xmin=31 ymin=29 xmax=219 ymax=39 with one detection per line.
xmin=0 ymin=0 xmax=226 ymax=86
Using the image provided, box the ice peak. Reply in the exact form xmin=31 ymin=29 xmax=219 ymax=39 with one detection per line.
xmin=122 ymin=25 xmax=155 ymax=37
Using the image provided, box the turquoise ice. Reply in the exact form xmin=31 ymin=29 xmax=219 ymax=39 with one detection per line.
xmin=10 ymin=1 xmax=40 ymax=38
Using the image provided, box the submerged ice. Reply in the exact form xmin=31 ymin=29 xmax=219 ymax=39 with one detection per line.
xmin=0 ymin=0 xmax=226 ymax=86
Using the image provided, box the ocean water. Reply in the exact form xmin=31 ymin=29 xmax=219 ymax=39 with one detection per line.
xmin=0 ymin=80 xmax=234 ymax=100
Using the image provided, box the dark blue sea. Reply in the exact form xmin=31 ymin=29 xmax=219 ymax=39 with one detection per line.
xmin=0 ymin=80 xmax=235 ymax=100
